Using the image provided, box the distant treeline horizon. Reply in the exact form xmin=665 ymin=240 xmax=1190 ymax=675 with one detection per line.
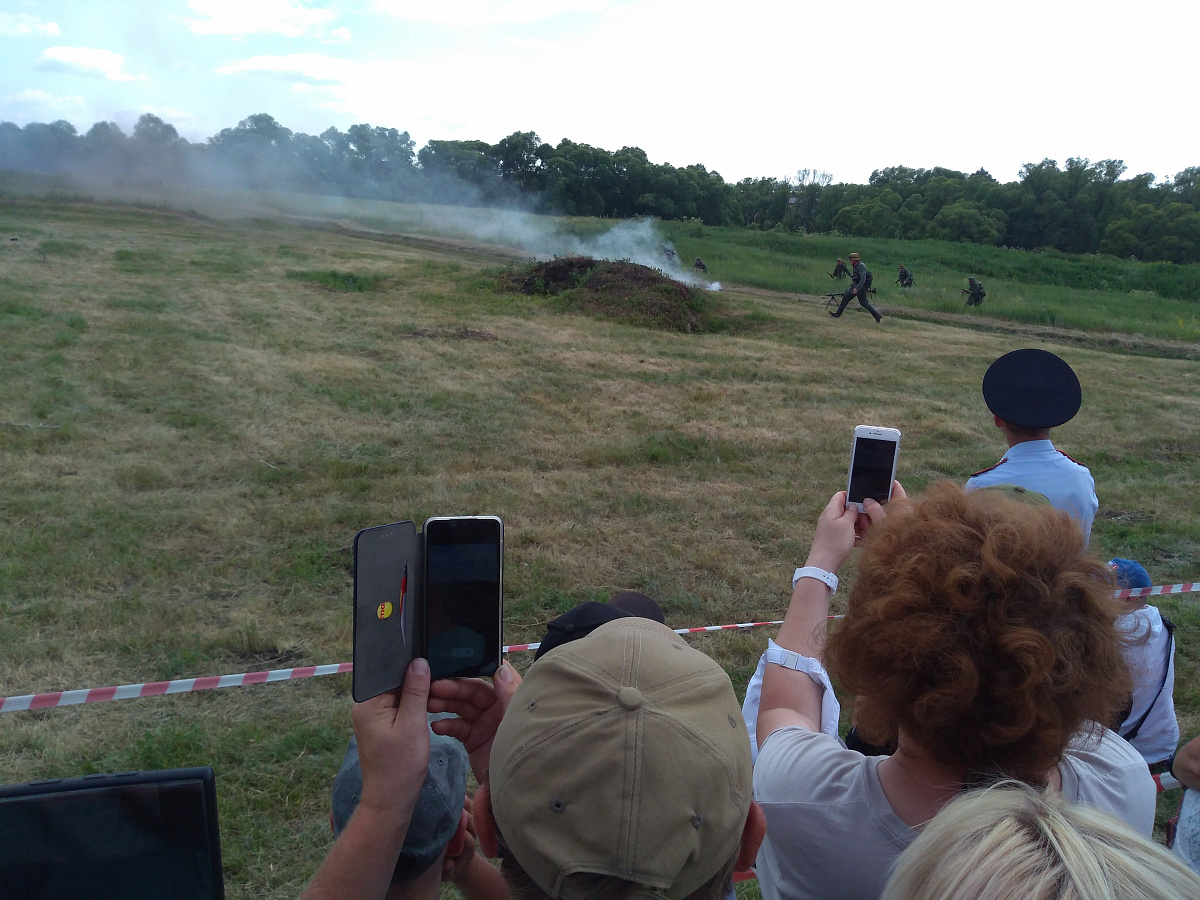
xmin=3 ymin=112 xmax=1199 ymax=266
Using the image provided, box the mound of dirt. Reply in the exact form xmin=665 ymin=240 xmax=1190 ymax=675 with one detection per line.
xmin=505 ymin=256 xmax=708 ymax=332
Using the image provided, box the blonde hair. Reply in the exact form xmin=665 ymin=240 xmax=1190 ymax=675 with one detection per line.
xmin=882 ymin=782 xmax=1200 ymax=900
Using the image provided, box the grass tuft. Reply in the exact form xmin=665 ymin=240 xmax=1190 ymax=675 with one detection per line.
xmin=286 ymin=269 xmax=388 ymax=292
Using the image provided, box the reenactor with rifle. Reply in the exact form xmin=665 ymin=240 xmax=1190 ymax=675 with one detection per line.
xmin=961 ymin=277 xmax=986 ymax=307
xmin=895 ymin=264 xmax=915 ymax=288
xmin=829 ymin=258 xmax=850 ymax=279
xmin=694 ymin=257 xmax=708 ymax=273
xmin=830 ymin=252 xmax=883 ymax=323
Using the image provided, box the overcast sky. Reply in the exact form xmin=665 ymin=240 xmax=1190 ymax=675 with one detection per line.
xmin=2 ymin=0 xmax=1197 ymax=186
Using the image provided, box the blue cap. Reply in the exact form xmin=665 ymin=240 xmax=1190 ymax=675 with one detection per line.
xmin=1109 ymin=558 xmax=1152 ymax=590
xmin=331 ymin=714 xmax=468 ymax=881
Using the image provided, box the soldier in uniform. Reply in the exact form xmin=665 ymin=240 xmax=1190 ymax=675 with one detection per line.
xmin=965 ymin=349 xmax=1098 ymax=542
xmin=895 ymin=265 xmax=914 ymax=288
xmin=962 ymin=277 xmax=986 ymax=306
xmin=830 ymin=251 xmax=883 ymax=322
xmin=829 ymin=258 xmax=850 ymax=280
xmin=694 ymin=257 xmax=708 ymax=273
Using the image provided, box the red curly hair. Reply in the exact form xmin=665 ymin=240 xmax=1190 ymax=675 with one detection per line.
xmin=826 ymin=482 xmax=1130 ymax=785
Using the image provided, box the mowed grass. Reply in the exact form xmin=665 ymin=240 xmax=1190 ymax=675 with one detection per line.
xmin=1 ymin=194 xmax=1198 ymax=898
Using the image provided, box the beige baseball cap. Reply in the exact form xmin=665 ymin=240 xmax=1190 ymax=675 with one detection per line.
xmin=489 ymin=618 xmax=752 ymax=900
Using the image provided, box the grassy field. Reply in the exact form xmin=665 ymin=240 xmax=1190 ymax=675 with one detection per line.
xmin=1 ymin=189 xmax=1198 ymax=898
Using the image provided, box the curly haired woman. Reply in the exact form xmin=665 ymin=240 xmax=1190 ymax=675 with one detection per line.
xmin=752 ymin=482 xmax=1155 ymax=900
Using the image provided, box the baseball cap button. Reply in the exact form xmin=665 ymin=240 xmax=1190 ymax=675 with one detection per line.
xmin=617 ymin=687 xmax=644 ymax=710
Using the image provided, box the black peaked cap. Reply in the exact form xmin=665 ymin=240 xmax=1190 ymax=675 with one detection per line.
xmin=982 ymin=349 xmax=1082 ymax=428
xmin=534 ymin=593 xmax=666 ymax=661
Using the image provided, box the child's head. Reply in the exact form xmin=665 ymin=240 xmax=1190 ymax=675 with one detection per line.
xmin=331 ymin=714 xmax=469 ymax=884
xmin=1109 ymin=558 xmax=1152 ymax=590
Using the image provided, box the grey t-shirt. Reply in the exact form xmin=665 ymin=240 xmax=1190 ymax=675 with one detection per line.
xmin=753 ymin=725 xmax=1156 ymax=900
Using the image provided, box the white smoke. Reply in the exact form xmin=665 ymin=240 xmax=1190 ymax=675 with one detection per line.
xmin=386 ymin=206 xmax=720 ymax=290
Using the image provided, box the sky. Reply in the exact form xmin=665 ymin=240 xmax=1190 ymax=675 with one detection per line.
xmin=1 ymin=0 xmax=1197 ymax=186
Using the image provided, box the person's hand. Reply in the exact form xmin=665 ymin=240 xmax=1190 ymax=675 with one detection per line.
xmin=855 ymin=480 xmax=906 ymax=544
xmin=350 ymin=658 xmax=432 ymax=826
xmin=804 ymin=490 xmax=860 ymax=573
xmin=805 ymin=481 xmax=905 ymax=572
xmin=427 ymin=662 xmax=522 ymax=782
xmin=441 ymin=797 xmax=477 ymax=883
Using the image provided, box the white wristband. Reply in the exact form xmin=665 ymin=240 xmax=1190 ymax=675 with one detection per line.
xmin=792 ymin=566 xmax=838 ymax=594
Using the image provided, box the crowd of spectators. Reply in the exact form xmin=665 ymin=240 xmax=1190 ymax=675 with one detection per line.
xmin=301 ymin=349 xmax=1200 ymax=900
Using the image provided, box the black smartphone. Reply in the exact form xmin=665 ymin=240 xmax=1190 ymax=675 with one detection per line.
xmin=422 ymin=516 xmax=503 ymax=681
xmin=846 ymin=425 xmax=901 ymax=512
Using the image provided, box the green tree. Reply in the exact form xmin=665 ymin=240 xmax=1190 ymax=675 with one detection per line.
xmin=924 ymin=200 xmax=1006 ymax=244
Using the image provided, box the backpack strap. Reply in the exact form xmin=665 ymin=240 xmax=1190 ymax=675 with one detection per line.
xmin=1120 ymin=616 xmax=1175 ymax=743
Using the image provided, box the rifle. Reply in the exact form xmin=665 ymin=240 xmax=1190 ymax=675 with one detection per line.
xmin=824 ymin=292 xmax=842 ymax=309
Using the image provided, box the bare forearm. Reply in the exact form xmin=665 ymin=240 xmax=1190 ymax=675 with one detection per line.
xmin=757 ymin=571 xmax=835 ymax=736
xmin=454 ymin=855 xmax=510 ymax=900
xmin=1175 ymin=736 xmax=1200 ymax=790
xmin=301 ymin=807 xmax=410 ymax=900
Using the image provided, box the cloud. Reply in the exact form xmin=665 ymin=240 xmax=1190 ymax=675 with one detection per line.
xmin=2 ymin=88 xmax=83 ymax=110
xmin=325 ymin=26 xmax=352 ymax=44
xmin=37 ymin=46 xmax=146 ymax=82
xmin=215 ymin=53 xmax=357 ymax=84
xmin=185 ymin=0 xmax=337 ymax=37
xmin=0 ymin=12 xmax=61 ymax=37
xmin=143 ymin=105 xmax=195 ymax=122
xmin=372 ymin=0 xmax=615 ymax=26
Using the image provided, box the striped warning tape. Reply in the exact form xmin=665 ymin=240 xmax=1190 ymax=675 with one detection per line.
xmin=0 ymin=621 xmax=786 ymax=714
xmin=0 ymin=664 xmax=355 ymax=714
xmin=3 ymin=580 xmax=1197 ymax=715
xmin=501 ymin=619 xmax=787 ymax=653
xmin=1116 ymin=582 xmax=1199 ymax=600
xmin=1155 ymin=772 xmax=1182 ymax=792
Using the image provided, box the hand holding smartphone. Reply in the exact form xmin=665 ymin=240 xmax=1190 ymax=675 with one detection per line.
xmin=352 ymin=516 xmax=503 ymax=702
xmin=846 ymin=425 xmax=901 ymax=513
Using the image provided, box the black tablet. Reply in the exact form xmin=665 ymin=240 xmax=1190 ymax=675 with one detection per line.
xmin=0 ymin=766 xmax=225 ymax=900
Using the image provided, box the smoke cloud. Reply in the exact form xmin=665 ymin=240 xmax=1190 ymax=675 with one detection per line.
xmin=383 ymin=206 xmax=721 ymax=290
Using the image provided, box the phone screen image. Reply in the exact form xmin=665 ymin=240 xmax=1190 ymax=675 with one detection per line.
xmin=424 ymin=518 xmax=502 ymax=680
xmin=848 ymin=437 xmax=899 ymax=505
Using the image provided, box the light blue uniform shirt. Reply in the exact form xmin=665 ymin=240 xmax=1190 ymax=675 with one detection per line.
xmin=965 ymin=439 xmax=1098 ymax=541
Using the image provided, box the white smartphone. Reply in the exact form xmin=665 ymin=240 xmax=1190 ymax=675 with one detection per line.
xmin=846 ymin=425 xmax=901 ymax=513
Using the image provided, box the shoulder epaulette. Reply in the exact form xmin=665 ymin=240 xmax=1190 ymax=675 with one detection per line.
xmin=1057 ymin=450 xmax=1086 ymax=466
xmin=970 ymin=458 xmax=1008 ymax=477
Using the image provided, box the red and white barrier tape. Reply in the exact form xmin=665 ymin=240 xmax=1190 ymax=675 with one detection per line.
xmin=501 ymin=619 xmax=787 ymax=653
xmin=1116 ymin=582 xmax=1199 ymax=600
xmin=0 ymin=621 xmax=786 ymax=714
xmin=0 ymin=663 xmax=355 ymax=714
xmin=4 ymin=580 xmax=1197 ymax=716
xmin=1154 ymin=772 xmax=1182 ymax=793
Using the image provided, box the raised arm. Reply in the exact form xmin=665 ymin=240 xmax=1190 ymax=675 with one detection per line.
xmin=756 ymin=485 xmax=902 ymax=744
xmin=301 ymin=659 xmax=433 ymax=900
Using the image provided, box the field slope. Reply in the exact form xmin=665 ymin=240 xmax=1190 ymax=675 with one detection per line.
xmin=1 ymin=194 xmax=1197 ymax=898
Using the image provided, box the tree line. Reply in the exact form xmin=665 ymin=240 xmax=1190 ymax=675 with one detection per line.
xmin=2 ymin=113 xmax=1198 ymax=265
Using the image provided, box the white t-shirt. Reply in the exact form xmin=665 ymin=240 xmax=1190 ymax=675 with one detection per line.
xmin=1173 ymin=788 xmax=1200 ymax=876
xmin=1116 ymin=604 xmax=1178 ymax=764
xmin=753 ymin=726 xmax=1156 ymax=900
